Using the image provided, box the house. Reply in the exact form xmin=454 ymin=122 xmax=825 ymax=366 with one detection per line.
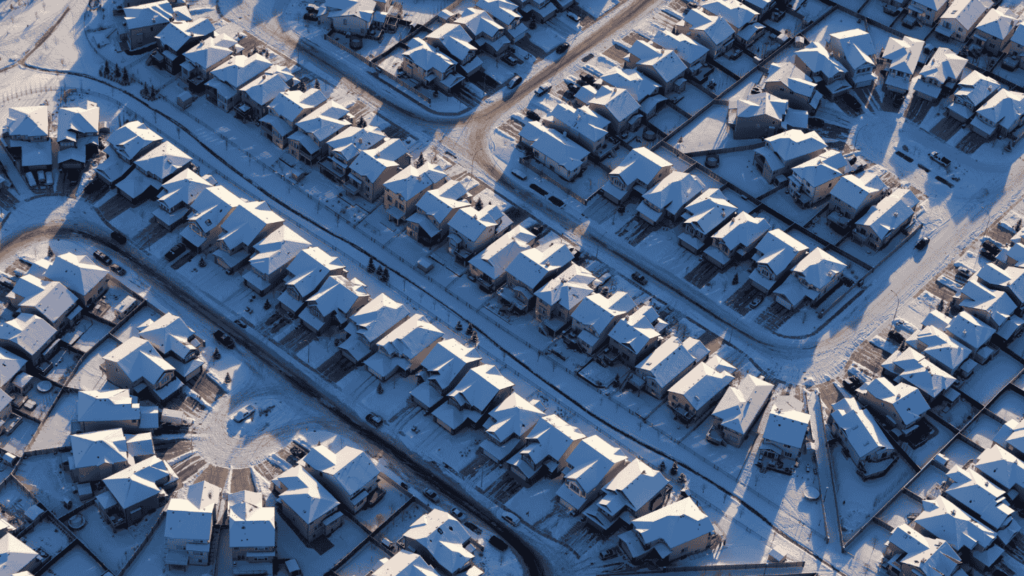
xmin=18 ymin=282 xmax=79 ymax=331
xmin=0 ymin=313 xmax=59 ymax=367
xmin=103 ymin=337 xmax=177 ymax=396
xmin=948 ymin=70 xmax=1000 ymax=123
xmin=607 ymin=305 xmax=665 ymax=365
xmin=289 ymin=100 xmax=350 ymax=164
xmin=426 ymin=23 xmax=479 ymax=68
xmin=97 ymin=456 xmax=178 ymax=527
xmin=852 ymin=187 xmax=919 ymax=249
xmin=856 ymin=377 xmax=930 ymax=430
xmin=371 ymin=552 xmax=442 ymax=576
xmin=764 ymin=62 xmax=823 ymax=112
xmin=534 ymin=264 xmax=598 ymax=332
xmin=731 ymin=93 xmax=786 ymax=140
xmin=827 ymin=174 xmax=884 ymax=226
xmin=956 ymin=279 xmax=1017 ymax=328
xmin=677 ymin=188 xmax=738 ymax=253
xmin=136 ymin=312 xmax=203 ymax=379
xmin=77 ymin=388 xmax=145 ymax=433
xmin=881 ymin=347 xmax=957 ymax=401
xmin=880 ymin=36 xmax=925 ymax=95
xmin=600 ymin=148 xmax=673 ymax=205
xmin=758 ymin=397 xmax=810 ymax=474
xmin=753 ymin=129 xmax=827 ymax=182
xmin=704 ymin=212 xmax=771 ymax=268
xmin=944 ymin=310 xmax=997 ymax=352
xmin=165 ymin=481 xmax=221 ymax=567
xmin=6 ymin=275 xmax=47 ymax=308
xmin=154 ymin=17 xmax=215 ymax=73
xmin=400 ymin=509 xmax=478 ymax=576
xmin=882 ymin=526 xmax=962 ymax=576
xmin=637 ymin=172 xmax=705 ymax=225
xmin=238 ymin=66 xmax=295 ymax=120
xmin=907 ymin=0 xmax=950 ymax=25
xmin=207 ymin=53 xmax=273 ymax=112
xmin=411 ymin=339 xmax=483 ymax=411
xmin=124 ymin=1 xmax=176 ymax=51
xmin=180 ymin=185 xmax=243 ymax=251
xmin=323 ymin=0 xmax=394 ymax=37
xmin=180 ymin=33 xmax=239 ymax=88
xmin=0 ymin=350 xmax=26 ymax=393
xmin=707 ymin=374 xmax=774 ymax=446
xmin=3 ymin=105 xmax=51 ymax=175
xmin=153 ymin=169 xmax=211 ymax=228
xmin=467 ymin=224 xmax=536 ymax=291
xmin=383 ymin=163 xmax=448 ymax=223
xmin=1004 ymin=23 xmax=1024 ymax=59
xmin=480 ymin=393 xmax=545 ymax=462
xmin=666 ymin=356 xmax=737 ymax=424
xmin=212 ymin=200 xmax=285 ymax=272
xmin=56 ymin=102 xmax=101 ymax=177
xmin=569 ymin=291 xmax=637 ymax=355
xmin=650 ymin=30 xmax=709 ymax=67
xmin=543 ymin=102 xmax=611 ymax=158
xmin=795 ymin=42 xmax=852 ymax=96
xmin=826 ymin=29 xmax=878 ymax=89
xmin=638 ymin=336 xmax=710 ymax=398
xmin=321 ymin=124 xmax=387 ymax=182
xmin=507 ymin=414 xmax=585 ymax=484
xmin=945 ymin=463 xmax=1015 ymax=530
xmin=601 ymin=67 xmax=661 ymax=106
xmin=978 ymin=263 xmax=1024 ymax=308
xmin=339 ymin=295 xmax=411 ymax=364
xmin=365 ymin=314 xmax=444 ymax=380
xmin=518 ymin=121 xmax=589 ymax=181
xmin=498 ymin=236 xmax=575 ymax=312
xmin=617 ymin=498 xmax=718 ymax=564
xmin=676 ymin=9 xmax=735 ymax=57
xmin=635 ymin=48 xmax=688 ymax=94
xmin=447 ymin=202 xmax=512 ymax=261
xmin=301 ymin=443 xmax=383 ymax=513
xmin=913 ymin=497 xmax=998 ymax=560
xmin=431 ymin=364 xmax=515 ymax=433
xmin=406 ymin=181 xmax=471 ymax=246
xmin=556 ymin=435 xmax=629 ymax=514
xmin=936 ymin=0 xmax=992 ymax=42
xmin=243 ymin=226 xmax=313 ymax=296
xmin=574 ymin=85 xmax=642 ymax=136
xmin=68 ymin=428 xmax=132 ymax=483
xmin=272 ymin=466 xmax=344 ymax=542
xmin=584 ymin=459 xmax=671 ymax=532
xmin=773 ymin=248 xmax=847 ymax=310
xmin=456 ymin=7 xmax=511 ymax=55
xmin=829 ymin=397 xmax=897 ymax=478
xmin=905 ymin=326 xmax=970 ymax=375
xmin=346 ymin=138 xmax=409 ymax=202
xmin=299 ymin=275 xmax=370 ymax=334
xmin=788 ymin=149 xmax=849 ymax=206
xmin=400 ymin=38 xmax=465 ymax=95
xmin=276 ymin=247 xmax=347 ymax=316
xmin=970 ymin=88 xmax=1024 ymax=138
xmin=915 ymin=48 xmax=968 ymax=102
xmin=975 ymin=444 xmax=1024 ymax=496
xmin=227 ymin=491 xmax=276 ymax=576
xmin=0 ymin=534 xmax=40 ymax=575
xmin=262 ymin=88 xmax=328 ymax=148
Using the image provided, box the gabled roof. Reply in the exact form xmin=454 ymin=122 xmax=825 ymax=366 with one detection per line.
xmin=0 ymin=350 xmax=26 ymax=389
xmin=478 ymin=0 xmax=520 ymax=26
xmin=683 ymin=8 xmax=734 ymax=45
xmin=505 ymin=239 xmax=574 ymax=291
xmin=628 ymin=498 xmax=714 ymax=555
xmin=602 ymin=459 xmax=669 ymax=513
xmin=157 ymin=17 xmax=215 ymax=53
xmin=447 ymin=364 xmax=514 ymax=411
xmin=830 ymin=174 xmax=880 ymax=212
xmin=856 ymin=377 xmax=929 ymax=427
xmin=914 ymin=496 xmax=997 ymax=553
xmin=959 ymin=279 xmax=1017 ymax=326
xmin=419 ymin=338 xmax=482 ymax=390
xmin=455 ymin=7 xmax=504 ymax=39
xmin=159 ymin=169 xmax=210 ymax=210
xmin=217 ymin=200 xmax=285 ymax=252
xmin=124 ymin=1 xmax=174 ymax=32
xmin=791 ymin=149 xmax=847 ymax=188
xmin=601 ymin=68 xmax=660 ymax=103
xmin=403 ymin=38 xmax=456 ymax=74
xmin=650 ymin=31 xmax=709 ymax=66
xmin=975 ymin=444 xmax=1024 ymax=491
xmin=580 ymin=86 xmax=641 ymax=122
xmin=212 ymin=53 xmax=273 ymax=89
xmin=610 ymin=148 xmax=671 ymax=188
xmin=796 ymin=42 xmax=846 ymax=79
xmin=5 ymin=105 xmax=48 ymax=139
xmin=946 ymin=310 xmax=996 ymax=350
xmin=518 ymin=121 xmax=589 ymax=174
xmin=886 ymin=525 xmax=962 ymax=575
xmin=793 ymin=248 xmax=847 ymax=290
xmin=269 ymin=88 xmax=328 ymax=123
xmin=385 ymin=163 xmax=447 ymax=202
xmin=449 ymin=202 xmax=509 ymax=244
xmin=765 ymin=129 xmax=827 ymax=163
xmin=608 ymin=305 xmax=662 ymax=356
xmin=273 ymin=466 xmax=340 ymax=524
xmin=636 ymin=48 xmax=687 ymax=84
xmin=641 ymin=337 xmax=712 ymax=391
xmin=19 ymin=281 xmax=76 ymax=326
xmin=535 ymin=264 xmax=597 ymax=309
xmin=247 ymin=225 xmax=311 ymax=276
xmin=882 ymin=347 xmax=956 ymax=399
xmin=137 ymin=313 xmax=197 ymax=360
xmin=828 ymin=29 xmax=877 ymax=69
xmin=468 ymin=224 xmax=536 ymax=282
xmin=830 ymin=397 xmax=891 ymax=460
xmin=183 ymin=33 xmax=238 ymax=70
xmin=919 ymin=47 xmax=967 ymax=85
xmin=0 ymin=313 xmax=56 ymax=359
xmin=77 ymin=388 xmax=140 ymax=425
xmin=763 ymin=401 xmax=810 ymax=450
xmin=736 ymin=93 xmax=786 ymax=122
xmin=306 ymin=275 xmax=368 ymax=317
xmin=975 ymin=89 xmax=1024 ymax=130
xmin=375 ymin=551 xmax=442 ymax=576
xmin=856 ymin=187 xmax=918 ymax=240
xmin=402 ymin=509 xmax=474 ymax=574
xmin=940 ymin=0 xmax=992 ymax=30
xmin=0 ymin=534 xmax=37 ymax=575
xmin=563 ymin=435 xmax=627 ymax=493
xmin=227 ymin=490 xmax=276 ymax=549
xmin=70 ymin=428 xmax=129 ymax=470
xmin=241 ymin=67 xmax=295 ymax=107
xmin=376 ymin=314 xmax=443 ymax=361
xmin=517 ymin=414 xmax=585 ymax=467
xmin=907 ymin=325 xmax=969 ymax=372
xmin=135 ymin=141 xmax=193 ymax=181
xmin=165 ymin=481 xmax=221 ymax=541
xmin=296 ymin=100 xmax=350 ymax=143
xmin=302 ymin=444 xmax=380 ymax=498
xmin=682 ymin=187 xmax=737 ymax=233
xmin=57 ymin=102 xmax=100 ymax=142
xmin=102 ymin=455 xmax=173 ymax=509
xmin=107 ymin=121 xmax=163 ymax=162
xmin=547 ymin=102 xmax=609 ymax=146
xmin=572 ymin=291 xmax=636 ymax=333
xmin=485 ymin=393 xmax=544 ymax=444
xmin=427 ymin=23 xmax=478 ymax=63
xmin=713 ymin=374 xmax=774 ymax=435
xmin=188 ymin=185 xmax=243 ymax=233
xmin=666 ymin=355 xmax=735 ymax=411
xmin=104 ymin=337 xmax=174 ymax=384
xmin=701 ymin=0 xmax=757 ymax=30
xmin=349 ymin=294 xmax=410 ymax=343
xmin=882 ymin=36 xmax=925 ymax=76
xmin=711 ymin=212 xmax=770 ymax=252
xmin=283 ymin=246 xmax=344 ymax=299
xmin=945 ymin=464 xmax=1015 ymax=529
xmin=754 ymin=229 xmax=809 ymax=276
xmin=953 ymin=69 xmax=999 ymax=108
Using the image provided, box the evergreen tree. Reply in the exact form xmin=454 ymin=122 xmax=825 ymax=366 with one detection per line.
xmin=474 ymin=197 xmax=483 ymax=210
xmin=455 ymin=321 xmax=463 ymax=331
xmin=314 ymin=78 xmax=320 ymax=89
xmin=122 ymin=67 xmax=129 ymax=84
xmin=416 ymin=153 xmax=424 ymax=167
xmin=380 ymin=268 xmax=390 ymax=283
xmin=367 ymin=258 xmax=375 ymax=273
xmin=471 ymin=332 xmax=479 ymax=344
xmin=102 ymin=61 xmax=110 ymax=77
xmin=357 ymin=117 xmax=367 ymax=128
xmin=113 ymin=64 xmax=121 ymax=79
xmin=225 ymin=372 xmax=232 ymax=384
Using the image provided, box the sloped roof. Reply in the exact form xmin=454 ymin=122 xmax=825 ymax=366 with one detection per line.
xmin=165 ymin=481 xmax=221 ymax=541
xmin=403 ymin=38 xmax=456 ymax=74
xmin=227 ymin=491 xmax=276 ymax=549
xmin=856 ymin=187 xmax=919 ymax=241
xmin=920 ymin=47 xmax=967 ymax=85
xmin=158 ymin=169 xmax=210 ymax=210
xmin=306 ymin=275 xmax=368 ymax=317
xmin=485 ymin=393 xmax=544 ymax=443
xmin=763 ymin=401 xmax=810 ymax=450
xmin=830 ymin=397 xmax=892 ymax=460
xmin=218 ymin=201 xmax=285 ymax=252
xmin=628 ymin=498 xmax=715 ymax=554
xmin=882 ymin=347 xmax=956 ymax=399
xmin=455 ymin=7 xmax=504 ymax=38
xmin=608 ymin=305 xmax=662 ymax=356
xmin=283 ymin=246 xmax=344 ymax=299
xmin=188 ymin=185 xmax=243 ymax=233
xmin=137 ymin=313 xmax=197 ymax=360
xmin=856 ymin=377 xmax=929 ymax=428
xmin=419 ymin=338 xmax=482 ymax=390
xmin=518 ymin=121 xmax=589 ymax=174
xmin=349 ymin=294 xmax=410 ymax=344
xmin=945 ymin=464 xmax=1015 ymax=529
xmin=135 ymin=141 xmax=193 ymax=181
xmin=651 ymin=30 xmax=709 ymax=65
xmin=796 ymin=42 xmax=846 ymax=78
xmin=711 ymin=212 xmax=770 ymax=252
xmin=269 ymin=88 xmax=328 ymax=123
xmin=602 ymin=68 xmax=660 ymax=103
xmin=914 ymin=496 xmax=996 ymax=553
xmin=19 ymin=281 xmax=76 ymax=326
xmin=886 ymin=525 xmax=962 ymax=575
xmin=882 ymin=36 xmax=925 ymax=76
xmin=468 ymin=224 xmax=536 ymax=282
xmin=57 ymin=102 xmax=100 ymax=142
xmin=402 ymin=509 xmax=474 ymax=574
xmin=124 ymin=1 xmax=174 ymax=31
xmin=517 ymin=414 xmax=584 ymax=467
xmin=610 ymin=148 xmax=672 ymax=187
xmin=582 ymin=86 xmax=641 ymax=122
xmin=791 ymin=149 xmax=847 ymax=188
xmin=535 ymin=264 xmax=597 ymax=309
xmin=5 ymin=105 xmax=47 ymax=139
xmin=640 ymin=337 xmax=712 ymax=391
xmin=0 ymin=534 xmax=37 ymax=576
xmin=701 ymin=0 xmax=757 ymax=30
xmin=212 ymin=53 xmax=273 ymax=89
xmin=603 ymin=459 xmax=669 ymax=513
xmin=765 ymin=129 xmax=827 ymax=163
xmin=666 ymin=356 xmax=735 ymax=411
xmin=713 ymin=374 xmax=774 ymax=435
xmin=273 ymin=466 xmax=340 ymax=524
xmin=183 ymin=33 xmax=238 ymax=70
xmin=0 ymin=350 xmax=26 ymax=389
xmin=104 ymin=337 xmax=174 ymax=385
xmin=505 ymin=239 xmax=574 ymax=291
xmin=572 ymin=291 xmax=636 ymax=333
xmin=793 ymin=248 xmax=847 ymax=290
xmin=248 ymin=225 xmax=311 ymax=276
xmin=157 ymin=17 xmax=215 ymax=53
xmin=107 ymin=121 xmax=163 ymax=162
xmin=77 ymin=388 xmax=140 ymax=424
xmin=385 ymin=163 xmax=447 ymax=202
xmin=447 ymin=364 xmax=514 ymax=411
xmin=907 ymin=325 xmax=969 ymax=372
xmin=71 ymin=428 xmax=129 ymax=470
xmin=374 ymin=551 xmax=442 ymax=576
xmin=302 ymin=444 xmax=380 ymax=498
xmin=377 ymin=314 xmax=443 ymax=361
xmin=0 ymin=313 xmax=57 ymax=359
xmin=564 ymin=435 xmax=627 ymax=493
xmin=241 ymin=68 xmax=295 ymax=107
xmin=449 ymin=202 xmax=509 ymax=244
xmin=547 ymin=102 xmax=610 ymax=146
xmin=682 ymin=187 xmax=737 ymax=234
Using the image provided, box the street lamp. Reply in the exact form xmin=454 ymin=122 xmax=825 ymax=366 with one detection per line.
xmin=889 ymin=289 xmax=901 ymax=327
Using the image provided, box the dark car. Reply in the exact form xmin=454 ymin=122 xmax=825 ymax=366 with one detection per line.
xmin=213 ymin=330 xmax=235 ymax=349
xmin=631 ymin=271 xmax=648 ymax=285
xmin=840 ymin=93 xmax=863 ymax=114
xmin=111 ymin=230 xmax=127 ymax=244
xmin=109 ymin=264 xmax=126 ymax=276
xmin=507 ymin=74 xmax=523 ymax=89
xmin=93 ymin=250 xmax=112 ymax=265
xmin=555 ymin=42 xmax=569 ymax=54
xmin=916 ymin=236 xmax=930 ymax=250
xmin=422 ymin=488 xmax=439 ymax=501
xmin=165 ymin=243 xmax=186 ymax=261
xmin=489 ymin=536 xmax=508 ymax=551
xmin=465 ymin=521 xmax=482 ymax=534
xmin=366 ymin=412 xmax=384 ymax=427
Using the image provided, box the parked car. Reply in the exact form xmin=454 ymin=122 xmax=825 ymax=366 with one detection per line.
xmin=365 ymin=412 xmax=384 ymax=427
xmin=109 ymin=264 xmax=126 ymax=276
xmin=500 ymin=512 xmax=520 ymax=527
xmin=422 ymin=488 xmax=439 ymax=502
xmin=631 ymin=272 xmax=648 ymax=285
xmin=234 ymin=318 xmax=247 ymax=329
xmin=928 ymin=151 xmax=951 ymax=168
xmin=464 ymin=521 xmax=482 ymax=534
xmin=599 ymin=548 xmax=618 ymax=560
xmin=213 ymin=330 xmax=235 ymax=349
xmin=566 ymin=11 xmax=580 ymax=22
xmin=2 ymin=416 xmax=22 ymax=435
xmin=915 ymin=236 xmax=930 ymax=250
xmin=110 ymin=230 xmax=127 ymax=244
xmin=507 ymin=75 xmax=523 ymax=89
xmin=450 ymin=507 xmax=465 ymax=519
xmin=556 ymin=42 xmax=570 ymax=54
xmin=535 ymin=82 xmax=552 ymax=96
xmin=164 ymin=243 xmax=186 ymax=261
xmin=233 ymin=404 xmax=257 ymax=423
xmin=489 ymin=536 xmax=508 ymax=551
xmin=93 ymin=250 xmax=112 ymax=265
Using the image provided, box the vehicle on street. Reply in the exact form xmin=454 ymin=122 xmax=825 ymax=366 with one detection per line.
xmin=111 ymin=230 xmax=127 ymax=244
xmin=507 ymin=75 xmax=523 ymax=89
xmin=366 ymin=412 xmax=384 ymax=427
xmin=165 ymin=243 xmax=186 ymax=261
xmin=422 ymin=488 xmax=439 ymax=502
xmin=631 ymin=272 xmax=648 ymax=285
xmin=234 ymin=318 xmax=247 ymax=329
xmin=599 ymin=548 xmax=618 ymax=560
xmin=928 ymin=151 xmax=951 ymax=167
xmin=233 ymin=404 xmax=256 ymax=422
xmin=566 ymin=11 xmax=580 ymax=22
xmin=556 ymin=42 xmax=569 ymax=54
xmin=464 ymin=521 xmax=482 ymax=534
xmin=915 ymin=236 xmax=930 ymax=250
xmin=500 ymin=512 xmax=521 ymax=526
xmin=93 ymin=251 xmax=112 ymax=265
xmin=489 ymin=536 xmax=508 ymax=551
xmin=109 ymin=264 xmax=126 ymax=276
xmin=451 ymin=507 xmax=465 ymax=519
xmin=213 ymin=330 xmax=235 ymax=349
xmin=535 ymin=82 xmax=552 ymax=96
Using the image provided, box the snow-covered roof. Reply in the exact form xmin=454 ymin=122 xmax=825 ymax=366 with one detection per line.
xmin=375 ymin=551 xmax=442 ymax=576
xmin=795 ymin=42 xmax=846 ymax=79
xmin=919 ymin=47 xmax=967 ymax=85
xmin=157 ymin=17 xmax=215 ymax=53
xmin=914 ymin=496 xmax=997 ymax=553
xmin=158 ymin=169 xmax=210 ymax=211
xmin=212 ymin=53 xmax=273 ymax=89
xmin=134 ymin=140 xmax=193 ymax=181
xmin=682 ymin=188 xmax=737 ymax=234
xmin=403 ymin=38 xmax=456 ymax=74
xmin=0 ymin=350 xmax=25 ymax=390
xmin=713 ymin=374 xmax=773 ymax=436
xmin=385 ymin=163 xmax=447 ymax=202
xmin=103 ymin=455 xmax=177 ymax=510
xmin=419 ymin=338 xmax=482 ymax=390
xmin=946 ymin=464 xmax=1015 ymax=529
xmin=71 ymin=428 xmax=129 ymax=471
xmin=427 ymin=23 xmax=477 ymax=63
xmin=184 ymin=33 xmax=239 ymax=71
xmin=107 ymin=121 xmax=163 ymax=162
xmin=0 ymin=534 xmax=37 ymax=575
xmin=762 ymin=400 xmax=810 ymax=450
xmin=0 ymin=313 xmax=57 ymax=360
xmin=534 ymin=264 xmax=597 ymax=309
xmin=791 ymin=149 xmax=847 ymax=188
xmin=608 ymin=305 xmax=662 ymax=356
xmin=593 ymin=459 xmax=669 ymax=517
xmin=765 ymin=62 xmax=819 ymax=99
xmin=793 ymin=248 xmax=847 ymax=291
xmin=328 ymin=124 xmax=387 ymax=163
xmin=830 ymin=397 xmax=892 ymax=460
xmin=546 ymin=102 xmax=609 ymax=147
xmin=104 ymin=337 xmax=174 ymax=385
xmin=995 ymin=418 xmax=1024 ymax=455
xmin=468 ymin=224 xmax=536 ymax=282
xmin=828 ymin=28 xmax=876 ymax=69
xmin=414 ymin=181 xmax=470 ymax=225
xmin=882 ymin=347 xmax=956 ymax=399
xmin=248 ymin=225 xmax=312 ymax=277
xmin=217 ymin=200 xmax=284 ymax=253
xmin=273 ymin=466 xmax=340 ymax=525
xmin=572 ymin=291 xmax=637 ymax=334
xmin=296 ymin=100 xmax=350 ymax=143
xmin=485 ymin=393 xmax=544 ymax=444
xmin=518 ymin=121 xmax=589 ymax=175
xmin=882 ymin=36 xmax=925 ymax=76
xmin=765 ymin=129 xmax=827 ymax=163
xmin=885 ymin=525 xmax=962 ymax=575
xmin=946 ymin=311 xmax=996 ymax=351
xmin=683 ymin=9 xmax=735 ymax=46
xmin=375 ymin=314 xmax=443 ymax=362
xmin=505 ymin=238 xmax=574 ymax=291
xmin=281 ymin=247 xmax=343 ymax=300
xmin=580 ymin=86 xmax=641 ymax=122
xmin=57 ymin=102 xmax=100 ymax=144
xmin=5 ymin=105 xmax=48 ymax=140
xmin=978 ymin=263 xmax=1024 ymax=305
xmin=349 ymin=143 xmax=401 ymax=183
xmin=636 ymin=49 xmax=687 ymax=84
xmin=227 ymin=491 xmax=276 ymax=549
xmin=639 ymin=172 xmax=705 ymax=220
xmin=478 ymin=0 xmax=520 ymax=27
xmin=402 ymin=509 xmax=475 ymax=575
xmin=711 ymin=212 xmax=770 ymax=253
xmin=137 ymin=313 xmax=198 ymax=361
xmin=640 ymin=337 xmax=712 ymax=392
xmin=907 ymin=325 xmax=969 ymax=372
xmin=348 ymin=294 xmax=411 ymax=344
xmin=702 ymin=0 xmax=757 ymax=30
xmin=447 ymin=364 xmax=514 ymax=412
xmin=455 ymin=7 xmax=504 ymax=39
xmin=516 ymin=414 xmax=584 ymax=469
xmin=19 ymin=281 xmax=76 ymax=327
xmin=940 ymin=0 xmax=991 ymax=31
xmin=666 ymin=356 xmax=736 ymax=412
xmin=960 ymin=279 xmax=1017 ymax=327
xmin=302 ymin=444 xmax=380 ymax=499
xmin=610 ymin=148 xmax=671 ymax=189
xmin=829 ymin=174 xmax=880 ymax=213
xmin=165 ymin=481 xmax=221 ymax=542
xmin=602 ymin=68 xmax=660 ymax=103
xmin=736 ymin=93 xmax=786 ymax=122
xmin=952 ymin=69 xmax=999 ymax=110
xmin=449 ymin=202 xmax=510 ymax=245
xmin=975 ymin=444 xmax=1024 ymax=492
xmin=268 ymin=88 xmax=327 ymax=124
xmin=563 ymin=435 xmax=627 ymax=494
xmin=650 ymin=30 xmax=709 ymax=66
xmin=624 ymin=498 xmax=715 ymax=560
xmin=241 ymin=67 xmax=295 ymax=107
xmin=856 ymin=187 xmax=919 ymax=241
xmin=975 ymin=89 xmax=1024 ymax=131
xmin=305 ymin=275 xmax=368 ymax=319
xmin=124 ymin=1 xmax=174 ymax=32
xmin=856 ymin=377 xmax=929 ymax=428
xmin=77 ymin=388 xmax=140 ymax=425
xmin=188 ymin=185 xmax=242 ymax=234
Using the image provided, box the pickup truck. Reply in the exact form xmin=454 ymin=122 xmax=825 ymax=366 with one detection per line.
xmin=928 ymin=151 xmax=951 ymax=167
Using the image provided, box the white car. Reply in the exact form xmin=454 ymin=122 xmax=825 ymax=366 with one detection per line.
xmin=233 ymin=405 xmax=257 ymax=423
xmin=535 ymin=82 xmax=552 ymax=96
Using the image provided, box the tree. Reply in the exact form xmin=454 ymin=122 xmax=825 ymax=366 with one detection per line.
xmin=225 ymin=372 xmax=232 ymax=384
xmin=415 ymin=153 xmax=424 ymax=167
xmin=466 ymin=324 xmax=474 ymax=335
xmin=113 ymin=64 xmax=121 ymax=79
xmin=471 ymin=332 xmax=479 ymax=344
xmin=102 ymin=61 xmax=110 ymax=78
xmin=617 ymin=203 xmax=625 ymax=214
xmin=474 ymin=197 xmax=483 ymax=210
xmin=357 ymin=117 xmax=367 ymax=128
xmin=455 ymin=321 xmax=463 ymax=331
xmin=212 ymin=348 xmax=221 ymax=360
xmin=314 ymin=78 xmax=320 ymax=89
xmin=380 ymin=268 xmax=390 ymax=283
xmin=263 ymin=299 xmax=271 ymax=310
xmin=367 ymin=257 xmax=375 ymax=273
xmin=732 ymin=273 xmax=739 ymax=285
xmin=122 ymin=67 xmax=129 ymax=84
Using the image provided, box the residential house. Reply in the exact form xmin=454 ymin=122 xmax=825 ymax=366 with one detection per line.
xmin=650 ymin=30 xmax=709 ymax=68
xmin=97 ymin=456 xmax=178 ymax=527
xmin=676 ymin=9 xmax=735 ymax=57
xmin=0 ymin=534 xmax=40 ymax=575
xmin=707 ymin=374 xmax=774 ymax=446
xmin=272 ymin=466 xmax=344 ymax=542
xmin=936 ymin=0 xmax=992 ymax=42
xmin=426 ymin=23 xmax=479 ymax=72
xmin=180 ymin=185 xmax=243 ymax=251
xmin=881 ymin=347 xmax=957 ymax=401
xmin=447 ymin=202 xmax=512 ymax=261
xmin=164 ymin=481 xmax=221 ymax=567
xmin=154 ymin=17 xmax=215 ymax=73
xmin=1004 ymin=23 xmax=1024 ymax=59
xmin=882 ymin=526 xmax=962 ymax=576
xmin=480 ymin=393 xmax=545 ymax=462
xmin=467 ymin=224 xmax=536 ymax=291
xmin=3 ymin=105 xmax=51 ymax=175
xmin=731 ymin=93 xmax=787 ymax=140
xmin=261 ymin=88 xmax=328 ymax=148
xmin=323 ymin=123 xmax=387 ymax=180
xmin=948 ymin=70 xmax=1000 ymax=123
xmin=56 ymin=102 xmax=101 ymax=178
xmin=227 ymin=491 xmax=276 ymax=575
xmin=400 ymin=510 xmax=478 ymax=576
xmin=975 ymin=445 xmax=1024 ymax=496
xmin=704 ymin=212 xmax=771 ymax=268
xmin=301 ymin=443 xmax=383 ymax=513
xmin=826 ymin=29 xmax=878 ymax=89
xmin=601 ymin=148 xmax=673 ymax=204
xmin=637 ymin=172 xmax=705 ymax=225
xmin=383 ymin=163 xmax=448 ymax=223
xmin=68 ymin=428 xmax=132 ymax=483
xmin=518 ymin=121 xmax=589 ymax=181
xmin=856 ymin=377 xmax=930 ymax=430
xmin=534 ymin=264 xmax=598 ymax=332
xmin=970 ymin=88 xmax=1024 ymax=138
xmin=906 ymin=0 xmax=950 ymax=26
xmin=973 ymin=8 xmax=1016 ymax=54
xmin=372 ymin=552 xmax=442 ymax=576
xmin=945 ymin=463 xmax=1016 ymax=530
xmin=0 ymin=350 xmax=26 ymax=393
xmin=913 ymin=497 xmax=999 ymax=562
xmin=905 ymin=326 xmax=970 ymax=375
xmin=853 ymin=187 xmax=919 ymax=249
xmin=431 ymin=364 xmax=515 ymax=433
xmin=617 ymin=498 xmax=718 ymax=564
xmin=677 ymin=188 xmax=738 ymax=253
xmin=543 ymin=102 xmax=611 ymax=158
xmin=456 ymin=7 xmax=511 ymax=56
xmin=212 ymin=200 xmax=285 ymax=272
xmin=498 ymin=236 xmax=575 ymax=313
xmin=124 ymin=1 xmax=176 ymax=51
xmin=607 ymin=305 xmax=665 ymax=365
xmin=206 ymin=53 xmax=273 ymax=112
xmin=753 ymin=129 xmax=827 ymax=182
xmin=666 ymin=356 xmax=737 ymax=423
xmin=299 ymin=275 xmax=370 ymax=334
xmin=795 ymin=42 xmax=852 ymax=96
xmin=574 ymin=85 xmax=642 ymax=135
xmin=555 ymin=435 xmax=629 ymax=514
xmin=243 ymin=226 xmax=313 ymax=295
xmin=153 ymin=169 xmax=211 ymax=228
xmin=758 ymin=397 xmax=810 ymax=474
xmin=638 ymin=336 xmax=712 ymax=399
xmin=180 ymin=33 xmax=239 ymax=88
xmin=583 ymin=459 xmax=671 ymax=532
xmin=788 ymin=149 xmax=849 ymax=206
xmin=956 ymin=279 xmax=1017 ymax=329
xmin=289 ymin=100 xmax=350 ymax=165
xmin=569 ymin=291 xmax=637 ymax=355
xmin=339 ymin=295 xmax=411 ymax=364
xmin=635 ymin=48 xmax=688 ymax=94
xmin=880 ymin=36 xmax=925 ymax=95
xmin=406 ymin=181 xmax=471 ymax=246
xmin=829 ymin=396 xmax=897 ymax=478
xmin=18 ymin=282 xmax=79 ymax=331
xmin=915 ymin=48 xmax=968 ymax=102
xmin=275 ymin=247 xmax=347 ymax=316
xmin=400 ymin=38 xmax=465 ymax=94
xmin=77 ymin=388 xmax=145 ymax=433
xmin=346 ymin=138 xmax=409 ymax=202
xmin=322 ymin=0 xmax=394 ymax=37
xmin=239 ymin=67 xmax=297 ymax=121
xmin=764 ymin=62 xmax=823 ymax=112
xmin=827 ymin=174 xmax=884 ymax=226
xmin=102 ymin=336 xmax=177 ymax=396
xmin=0 ymin=313 xmax=58 ymax=367
xmin=507 ymin=414 xmax=585 ymax=485
xmin=773 ymin=248 xmax=847 ymax=310
xmin=410 ymin=339 xmax=482 ymax=412
xmin=365 ymin=314 xmax=444 ymax=380
xmin=601 ymin=67 xmax=661 ymax=107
